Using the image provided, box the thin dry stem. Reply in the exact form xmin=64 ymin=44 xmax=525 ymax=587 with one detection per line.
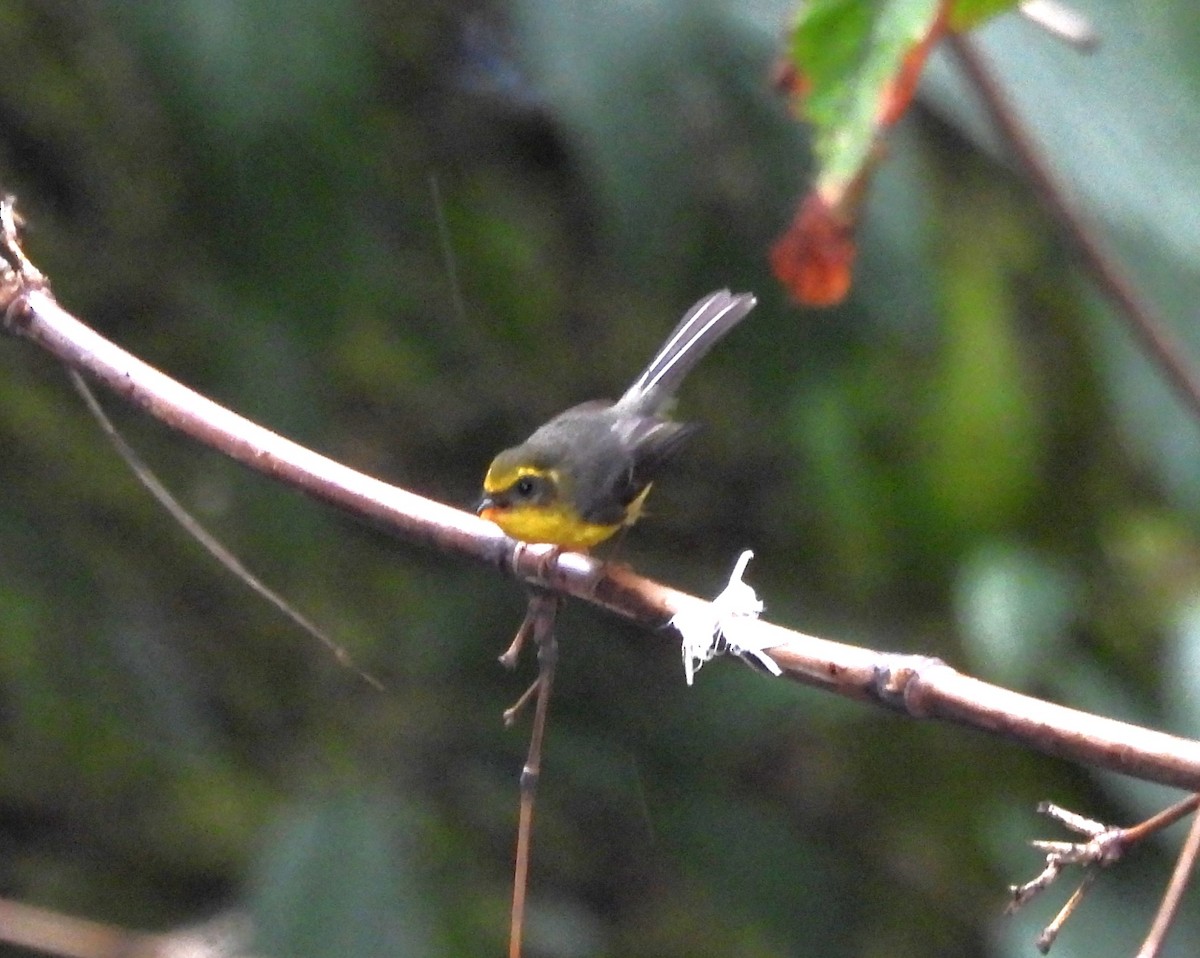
xmin=506 ymin=592 xmax=560 ymax=958
xmin=946 ymin=35 xmax=1200 ymax=424
xmin=1137 ymin=798 xmax=1200 ymax=958
xmin=68 ymin=369 xmax=383 ymax=690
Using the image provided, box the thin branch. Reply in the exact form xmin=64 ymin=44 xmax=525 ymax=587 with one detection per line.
xmin=0 ymin=896 xmax=155 ymax=958
xmin=1007 ymin=796 xmax=1200 ymax=951
xmin=1138 ymin=801 xmax=1200 ymax=958
xmin=67 ymin=368 xmax=383 ymax=690
xmin=946 ymin=34 xmax=1200 ymax=424
xmin=1017 ymin=1 xmax=1099 ymax=51
xmin=1 ymin=263 xmax=1199 ymax=791
xmin=1122 ymin=794 xmax=1200 ymax=847
xmin=507 ymin=592 xmax=561 ymax=958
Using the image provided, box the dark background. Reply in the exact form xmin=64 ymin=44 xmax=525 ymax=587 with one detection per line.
xmin=2 ymin=1 xmax=1200 ymax=956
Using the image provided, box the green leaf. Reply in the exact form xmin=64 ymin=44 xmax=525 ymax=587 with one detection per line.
xmin=787 ymin=0 xmax=942 ymax=193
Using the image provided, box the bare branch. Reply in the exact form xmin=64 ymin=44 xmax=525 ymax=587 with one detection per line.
xmin=0 ymin=896 xmax=251 ymax=958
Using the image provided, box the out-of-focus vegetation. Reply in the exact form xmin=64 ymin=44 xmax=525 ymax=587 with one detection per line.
xmin=1 ymin=1 xmax=1200 ymax=956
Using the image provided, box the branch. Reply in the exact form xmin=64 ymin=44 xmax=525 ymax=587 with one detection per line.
xmin=0 ymin=896 xmax=248 ymax=958
xmin=2 ymin=234 xmax=1200 ymax=792
xmin=946 ymin=34 xmax=1200 ymax=424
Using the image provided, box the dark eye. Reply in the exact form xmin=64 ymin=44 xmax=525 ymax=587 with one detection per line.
xmin=514 ymin=476 xmax=538 ymax=499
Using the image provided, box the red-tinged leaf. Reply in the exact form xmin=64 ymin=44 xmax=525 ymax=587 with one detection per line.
xmin=784 ymin=0 xmax=945 ymax=200
xmin=877 ymin=7 xmax=948 ymax=126
xmin=772 ymin=0 xmax=1022 ymax=302
xmin=770 ymin=192 xmax=858 ymax=307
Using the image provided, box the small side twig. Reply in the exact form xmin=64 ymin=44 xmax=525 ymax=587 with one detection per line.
xmin=1137 ymin=797 xmax=1200 ymax=958
xmin=1008 ymin=796 xmax=1200 ymax=953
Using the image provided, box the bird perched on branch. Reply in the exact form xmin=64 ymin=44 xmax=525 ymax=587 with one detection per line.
xmin=478 ymin=289 xmax=757 ymax=549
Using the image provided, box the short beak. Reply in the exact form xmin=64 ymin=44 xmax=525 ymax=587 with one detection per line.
xmin=476 ymin=495 xmax=495 ymax=516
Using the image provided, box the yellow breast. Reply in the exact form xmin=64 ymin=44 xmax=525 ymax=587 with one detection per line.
xmin=480 ymin=484 xmax=653 ymax=550
xmin=481 ymin=502 xmax=623 ymax=549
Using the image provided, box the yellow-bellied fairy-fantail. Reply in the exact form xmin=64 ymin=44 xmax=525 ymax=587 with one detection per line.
xmin=477 ymin=289 xmax=756 ymax=549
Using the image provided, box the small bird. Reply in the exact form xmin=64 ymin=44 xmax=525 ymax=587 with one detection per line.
xmin=477 ymin=289 xmax=757 ymax=549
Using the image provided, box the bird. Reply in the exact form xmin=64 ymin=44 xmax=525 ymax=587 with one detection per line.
xmin=477 ymin=289 xmax=756 ymax=549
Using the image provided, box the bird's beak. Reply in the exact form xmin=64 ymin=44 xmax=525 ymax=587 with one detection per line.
xmin=476 ymin=495 xmax=495 ymax=517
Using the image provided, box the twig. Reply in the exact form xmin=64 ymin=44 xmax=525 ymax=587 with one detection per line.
xmin=946 ymin=34 xmax=1200 ymax=425
xmin=67 ymin=368 xmax=383 ymax=690
xmin=1017 ymin=1 xmax=1098 ymax=51
xmin=1008 ymin=796 xmax=1200 ymax=952
xmin=506 ymin=592 xmax=560 ymax=958
xmin=1036 ymin=869 xmax=1098 ymax=953
xmin=1137 ymin=797 xmax=1200 ymax=958
xmin=0 ymin=895 xmax=156 ymax=958
xmin=0 ymin=896 xmax=250 ymax=958
xmin=499 ymin=597 xmax=543 ymax=670
xmin=1122 ymin=794 xmax=1200 ymax=846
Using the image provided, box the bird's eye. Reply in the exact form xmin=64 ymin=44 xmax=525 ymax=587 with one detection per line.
xmin=514 ymin=475 xmax=538 ymax=498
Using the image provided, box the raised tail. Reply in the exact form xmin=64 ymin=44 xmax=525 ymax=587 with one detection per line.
xmin=616 ymin=289 xmax=757 ymax=415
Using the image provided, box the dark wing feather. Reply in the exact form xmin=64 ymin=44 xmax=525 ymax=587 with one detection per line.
xmin=614 ymin=416 xmax=699 ymax=481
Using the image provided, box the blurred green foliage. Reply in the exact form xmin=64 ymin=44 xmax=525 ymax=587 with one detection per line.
xmin=1 ymin=1 xmax=1200 ymax=957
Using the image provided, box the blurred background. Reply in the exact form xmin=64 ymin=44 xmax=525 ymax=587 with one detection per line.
xmin=2 ymin=0 xmax=1200 ymax=956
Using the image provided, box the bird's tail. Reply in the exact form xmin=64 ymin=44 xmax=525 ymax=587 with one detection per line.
xmin=616 ymin=289 xmax=756 ymax=415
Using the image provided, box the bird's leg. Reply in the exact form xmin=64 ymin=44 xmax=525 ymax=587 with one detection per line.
xmin=498 ymin=598 xmax=540 ymax=670
xmin=502 ymin=678 xmax=539 ymax=727
xmin=500 ymin=588 xmax=558 ymax=713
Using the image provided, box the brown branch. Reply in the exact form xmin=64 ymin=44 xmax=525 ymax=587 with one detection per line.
xmin=0 ymin=896 xmax=154 ymax=958
xmin=0 ymin=896 xmax=247 ymax=958
xmin=946 ymin=33 xmax=1200 ymax=424
xmin=1 ymin=283 xmax=511 ymax=564
xmin=2 ymin=258 xmax=1200 ymax=792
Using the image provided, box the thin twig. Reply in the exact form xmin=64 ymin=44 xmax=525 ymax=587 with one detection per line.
xmin=946 ymin=34 xmax=1200 ymax=424
xmin=1137 ymin=799 xmax=1200 ymax=958
xmin=499 ymin=599 xmax=542 ymax=670
xmin=507 ymin=592 xmax=560 ymax=958
xmin=1036 ymin=869 xmax=1098 ymax=953
xmin=67 ymin=369 xmax=383 ymax=690
xmin=1008 ymin=796 xmax=1200 ymax=951
xmin=0 ymin=896 xmax=249 ymax=958
xmin=1017 ymin=1 xmax=1098 ymax=51
xmin=1122 ymin=794 xmax=1200 ymax=847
